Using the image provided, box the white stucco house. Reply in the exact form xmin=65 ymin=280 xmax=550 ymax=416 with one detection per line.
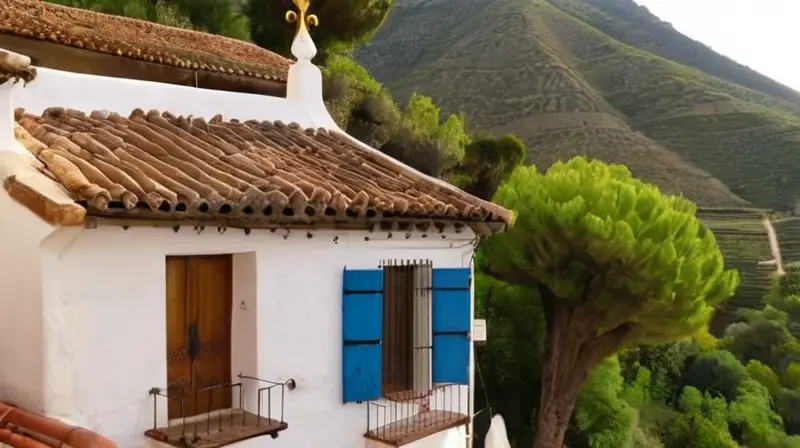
xmin=0 ymin=1 xmax=513 ymax=448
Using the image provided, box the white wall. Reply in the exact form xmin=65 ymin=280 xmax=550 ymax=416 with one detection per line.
xmin=43 ymin=224 xmax=475 ymax=447
xmin=0 ymin=189 xmax=55 ymax=412
xmin=10 ymin=67 xmax=310 ymax=126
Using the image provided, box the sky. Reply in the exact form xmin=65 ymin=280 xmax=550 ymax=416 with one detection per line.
xmin=633 ymin=0 xmax=800 ymax=92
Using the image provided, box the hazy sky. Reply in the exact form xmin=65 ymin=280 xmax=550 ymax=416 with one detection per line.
xmin=633 ymin=0 xmax=799 ymax=92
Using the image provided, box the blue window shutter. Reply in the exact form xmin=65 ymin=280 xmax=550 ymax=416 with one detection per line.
xmin=342 ymin=268 xmax=383 ymax=403
xmin=431 ymin=268 xmax=471 ymax=385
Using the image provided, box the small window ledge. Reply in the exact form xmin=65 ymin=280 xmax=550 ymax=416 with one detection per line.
xmin=145 ymin=409 xmax=287 ymax=448
xmin=364 ymin=410 xmax=469 ymax=446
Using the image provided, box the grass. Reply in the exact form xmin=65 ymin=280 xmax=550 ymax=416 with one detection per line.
xmin=356 ymin=0 xmax=800 ymax=313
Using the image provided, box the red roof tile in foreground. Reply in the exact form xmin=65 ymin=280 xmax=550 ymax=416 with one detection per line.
xmin=0 ymin=401 xmax=117 ymax=447
xmin=9 ymin=107 xmax=513 ymax=234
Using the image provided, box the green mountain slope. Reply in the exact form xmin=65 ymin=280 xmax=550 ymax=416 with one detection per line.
xmin=356 ymin=0 xmax=800 ymax=315
xmin=547 ymin=0 xmax=800 ymax=108
xmin=356 ymin=0 xmax=800 ymax=211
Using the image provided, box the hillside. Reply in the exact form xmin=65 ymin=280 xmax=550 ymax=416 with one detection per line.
xmin=547 ymin=0 xmax=800 ymax=108
xmin=355 ymin=0 xmax=800 ymax=315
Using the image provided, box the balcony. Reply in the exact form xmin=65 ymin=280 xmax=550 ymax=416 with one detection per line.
xmin=145 ymin=374 xmax=291 ymax=448
xmin=365 ymin=384 xmax=469 ymax=446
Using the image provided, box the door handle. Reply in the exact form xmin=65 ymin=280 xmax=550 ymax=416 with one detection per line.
xmin=188 ymin=323 xmax=200 ymax=360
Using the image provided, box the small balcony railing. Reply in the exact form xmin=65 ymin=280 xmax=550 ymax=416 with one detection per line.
xmin=365 ymin=383 xmax=470 ymax=446
xmin=145 ymin=374 xmax=293 ymax=448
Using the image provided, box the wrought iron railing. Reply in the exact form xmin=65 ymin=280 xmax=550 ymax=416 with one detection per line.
xmin=148 ymin=386 xmax=188 ymax=437
xmin=195 ymin=381 xmax=244 ymax=437
xmin=366 ymin=383 xmax=469 ymax=443
xmin=237 ymin=374 xmax=292 ymax=425
xmin=147 ymin=374 xmax=293 ymax=443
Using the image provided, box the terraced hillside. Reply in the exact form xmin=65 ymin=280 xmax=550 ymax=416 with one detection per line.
xmin=356 ymin=0 xmax=800 ymax=314
xmin=547 ymin=0 xmax=800 ymax=107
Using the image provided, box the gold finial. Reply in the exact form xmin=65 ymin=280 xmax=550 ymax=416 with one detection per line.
xmin=285 ymin=0 xmax=319 ymax=35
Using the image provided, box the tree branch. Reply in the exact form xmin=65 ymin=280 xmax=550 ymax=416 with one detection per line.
xmin=481 ymin=262 xmax=531 ymax=286
xmin=538 ymin=282 xmax=558 ymax=329
xmin=578 ymin=274 xmax=595 ymax=304
xmin=583 ymin=323 xmax=632 ymax=367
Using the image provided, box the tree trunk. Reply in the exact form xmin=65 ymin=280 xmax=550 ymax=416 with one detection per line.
xmin=533 ymin=288 xmax=629 ymax=448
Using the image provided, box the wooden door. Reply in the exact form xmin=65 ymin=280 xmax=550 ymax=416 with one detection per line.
xmin=166 ymin=255 xmax=233 ymax=419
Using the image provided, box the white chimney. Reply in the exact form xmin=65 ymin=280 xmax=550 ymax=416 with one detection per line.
xmin=284 ymin=0 xmax=338 ymax=130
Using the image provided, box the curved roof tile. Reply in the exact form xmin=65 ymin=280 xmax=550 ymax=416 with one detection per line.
xmin=12 ymin=107 xmax=513 ymax=234
xmin=0 ymin=401 xmax=117 ymax=447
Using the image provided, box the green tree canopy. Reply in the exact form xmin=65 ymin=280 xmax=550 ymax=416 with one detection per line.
xmin=566 ymin=357 xmax=636 ymax=448
xmin=682 ymin=349 xmax=748 ymax=401
xmin=727 ymin=306 xmax=798 ymax=371
xmin=481 ymin=157 xmax=740 ymax=447
xmin=728 ymin=380 xmax=788 ymax=447
xmin=746 ymin=360 xmax=782 ymax=397
xmin=246 ymin=0 xmax=392 ymax=57
xmin=380 ymin=93 xmax=469 ymax=177
xmin=620 ymin=342 xmax=695 ymax=404
xmin=168 ymin=0 xmax=251 ymax=40
xmin=47 ymin=0 xmax=250 ymax=39
xmin=454 ymin=134 xmax=527 ymax=201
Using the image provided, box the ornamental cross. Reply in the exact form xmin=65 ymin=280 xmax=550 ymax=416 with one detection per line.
xmin=285 ymin=0 xmax=319 ymax=36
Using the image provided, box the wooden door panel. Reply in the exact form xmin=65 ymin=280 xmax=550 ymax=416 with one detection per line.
xmin=166 ymin=257 xmax=192 ymax=419
xmin=189 ymin=255 xmax=233 ymax=413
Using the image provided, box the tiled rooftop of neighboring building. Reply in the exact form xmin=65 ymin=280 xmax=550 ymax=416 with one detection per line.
xmin=0 ymin=401 xmax=117 ymax=447
xmin=0 ymin=0 xmax=290 ymax=83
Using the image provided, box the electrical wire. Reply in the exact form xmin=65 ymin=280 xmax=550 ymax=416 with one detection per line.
xmin=475 ymin=349 xmax=493 ymax=419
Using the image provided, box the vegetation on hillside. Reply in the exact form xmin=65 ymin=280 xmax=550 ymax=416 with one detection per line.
xmin=477 ymin=259 xmax=800 ymax=447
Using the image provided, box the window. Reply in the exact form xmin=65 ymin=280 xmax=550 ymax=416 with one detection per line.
xmin=381 ymin=261 xmax=432 ymax=397
xmin=341 ymin=264 xmax=472 ymax=404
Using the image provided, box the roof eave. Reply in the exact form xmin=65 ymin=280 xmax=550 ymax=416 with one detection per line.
xmin=80 ymin=212 xmax=508 ymax=237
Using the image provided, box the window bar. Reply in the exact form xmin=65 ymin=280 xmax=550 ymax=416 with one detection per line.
xmin=416 ymin=260 xmax=420 ymax=433
xmin=413 ymin=260 xmax=421 ymax=396
xmin=404 ymin=258 xmax=412 ymax=437
xmin=392 ymin=258 xmax=398 ymax=397
xmin=426 ymin=259 xmax=432 ymax=394
xmin=396 ymin=258 xmax=402 ymax=441
xmin=404 ymin=258 xmax=410 ymax=397
xmin=381 ymin=259 xmax=390 ymax=396
xmin=412 ymin=260 xmax=424 ymax=431
xmin=383 ymin=402 xmax=388 ymax=440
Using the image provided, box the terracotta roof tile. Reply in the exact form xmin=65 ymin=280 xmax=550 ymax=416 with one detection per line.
xmin=0 ymin=401 xmax=117 ymax=447
xmin=12 ymin=108 xmax=512 ymax=233
xmin=0 ymin=0 xmax=289 ymax=82
xmin=0 ymin=47 xmax=36 ymax=84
